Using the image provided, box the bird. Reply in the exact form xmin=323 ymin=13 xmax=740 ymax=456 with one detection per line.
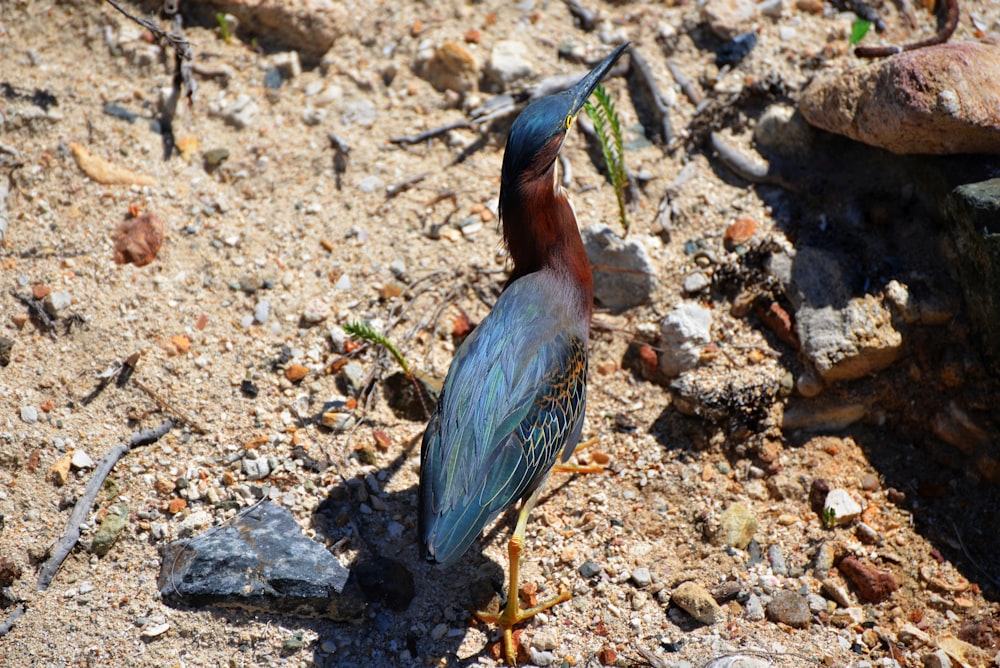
xmin=419 ymin=42 xmax=629 ymax=665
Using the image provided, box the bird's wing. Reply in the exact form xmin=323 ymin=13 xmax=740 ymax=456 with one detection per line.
xmin=419 ymin=282 xmax=587 ymax=565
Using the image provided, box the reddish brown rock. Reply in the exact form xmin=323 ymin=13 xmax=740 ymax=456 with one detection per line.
xmin=838 ymin=555 xmax=899 ymax=603
xmin=799 ymin=43 xmax=1000 ymax=154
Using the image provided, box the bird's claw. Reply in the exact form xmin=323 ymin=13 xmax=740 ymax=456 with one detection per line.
xmin=475 ymin=589 xmax=571 ymax=665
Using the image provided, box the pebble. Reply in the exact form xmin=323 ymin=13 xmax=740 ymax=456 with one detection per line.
xmin=302 ymin=298 xmax=330 ymax=324
xmin=683 ymin=271 xmax=711 ymax=294
xmin=301 ymin=106 xmax=326 ymax=126
xmin=178 ymin=510 xmax=212 ymax=535
xmin=91 ymin=501 xmax=129 ymax=556
xmin=71 ymin=450 xmax=95 ymax=469
xmin=417 ymin=41 xmax=479 ymax=93
xmin=702 ymin=0 xmax=759 ymax=40
xmin=658 ymin=301 xmax=714 ymax=377
xmin=744 ymin=593 xmax=765 ymax=620
xmin=579 ymin=561 xmax=602 ymax=579
xmin=837 ymin=556 xmax=899 ymax=603
xmin=140 ymin=622 xmax=171 ymax=639
xmin=339 ymin=361 xmax=366 ymax=397
xmin=269 ymin=51 xmax=301 ymax=80
xmin=243 ymin=457 xmax=271 ymax=480
xmin=705 ymin=657 xmax=772 ymax=668
xmin=820 ymin=579 xmax=853 ymax=608
xmin=254 ymin=299 xmax=271 ymax=324
xmin=582 ymin=224 xmax=656 ymax=311
xmin=532 ymin=628 xmax=559 ymax=651
xmin=766 ymin=590 xmax=810 ymax=628
xmin=485 ymin=40 xmax=533 ymax=90
xmin=630 ymin=567 xmax=652 ymax=588
xmin=529 ymin=649 xmax=557 ymax=666
xmin=806 ymin=593 xmax=827 ymax=615
xmin=823 ymin=489 xmax=862 ymax=526
xmin=44 ymin=290 xmax=72 ymax=316
xmin=20 ymin=405 xmax=38 ymax=423
xmin=358 ymin=175 xmax=383 ymax=193
xmin=221 ymin=94 xmax=259 ymax=129
xmin=715 ymin=502 xmax=758 ymax=549
xmin=767 ymin=545 xmax=787 ymax=575
xmin=671 ymin=581 xmax=725 ymax=625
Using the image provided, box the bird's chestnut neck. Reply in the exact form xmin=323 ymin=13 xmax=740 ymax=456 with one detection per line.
xmin=499 ymin=140 xmax=593 ymax=316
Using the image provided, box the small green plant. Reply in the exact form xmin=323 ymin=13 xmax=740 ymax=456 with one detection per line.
xmin=584 ymin=84 xmax=629 ymax=235
xmin=849 ymin=18 xmax=872 ymax=45
xmin=821 ymin=506 xmax=837 ymax=529
xmin=215 ymin=13 xmax=233 ymax=44
xmin=343 ymin=321 xmax=410 ymax=377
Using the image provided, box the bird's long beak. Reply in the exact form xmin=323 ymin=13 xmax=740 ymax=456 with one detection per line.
xmin=568 ymin=42 xmax=630 ymax=118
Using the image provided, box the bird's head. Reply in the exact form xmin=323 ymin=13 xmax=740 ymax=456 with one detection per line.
xmin=501 ymin=42 xmax=629 ymax=194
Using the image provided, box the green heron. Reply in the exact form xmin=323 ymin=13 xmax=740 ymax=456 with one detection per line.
xmin=419 ymin=42 xmax=629 ymax=664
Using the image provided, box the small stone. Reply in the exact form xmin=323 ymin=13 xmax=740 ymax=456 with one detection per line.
xmin=658 ymin=301 xmax=714 ymax=377
xmin=529 ymin=649 xmax=557 ymax=666
xmin=838 ymin=556 xmax=899 ymax=603
xmin=806 ymin=593 xmax=827 ymax=615
xmin=766 ymin=590 xmax=810 ymax=628
xmin=302 ymin=298 xmax=330 ymax=324
xmin=285 ymin=364 xmax=308 ymax=382
xmin=358 ymin=175 xmax=383 ymax=193
xmin=631 ymin=567 xmax=652 ymax=588
xmin=823 ymin=489 xmax=863 ymax=526
xmin=431 ymin=623 xmax=449 ymax=640
xmin=339 ymin=361 xmax=366 ymax=397
xmin=243 ymin=457 xmax=271 ymax=481
xmin=418 ymin=41 xmax=479 ymax=94
xmin=579 ymin=561 xmax=602 ymax=579
xmin=20 ymin=405 xmax=39 ymax=423
xmin=820 ymin=579 xmax=853 ymax=608
xmin=702 ymin=0 xmax=760 ymax=40
xmin=282 ymin=632 xmax=305 ymax=652
xmin=254 ymin=299 xmax=271 ymax=324
xmin=532 ymin=628 xmax=559 ymax=651
xmin=744 ymin=593 xmax=765 ymax=620
xmin=485 ymin=40 xmax=533 ymax=90
xmin=44 ymin=290 xmax=72 ymax=316
xmin=672 ymin=581 xmax=725 ymax=625
xmin=91 ymin=501 xmax=129 ymax=557
xmin=767 ymin=545 xmax=787 ymax=576
xmin=683 ymin=271 xmax=711 ymax=294
xmin=582 ymin=224 xmax=656 ymax=311
xmin=269 ymin=51 xmax=301 ymax=80
xmin=140 ymin=622 xmax=171 ymax=640
xmin=71 ymin=450 xmax=95 ymax=469
xmin=203 ymin=148 xmax=229 ymax=172
xmin=829 ymin=606 xmax=865 ymax=627
xmin=715 ymin=502 xmax=757 ymax=549
xmin=221 ymin=94 xmax=259 ymax=129
xmin=724 ymin=218 xmax=756 ymax=248
xmin=921 ymin=650 xmax=953 ymax=668
xmin=167 ymin=498 xmax=187 ymax=514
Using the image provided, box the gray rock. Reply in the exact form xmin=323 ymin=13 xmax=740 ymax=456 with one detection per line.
xmin=329 ymin=324 xmax=349 ymax=353
xmin=765 ymin=590 xmax=810 ymax=628
xmin=807 ymin=593 xmax=827 ymax=614
xmin=921 ymin=650 xmax=954 ymax=668
xmin=71 ymin=450 xmax=95 ymax=469
xmin=774 ymin=246 xmax=902 ymax=382
xmin=221 ymin=94 xmax=259 ymax=130
xmin=683 ymin=271 xmax=711 ymax=294
xmin=582 ymin=224 xmax=656 ymax=311
xmin=823 ymin=489 xmax=862 ymax=526
xmin=268 ymin=51 xmax=301 ymax=80
xmin=485 ymin=40 xmax=533 ymax=90
xmin=744 ymin=593 xmax=765 ymax=620
xmin=529 ymin=649 xmax=557 ymax=666
xmin=339 ymin=361 xmax=366 ymax=398
xmin=657 ymin=301 xmax=713 ymax=377
xmin=243 ymin=456 xmax=271 ymax=481
xmin=799 ymin=43 xmax=1000 ymax=154
xmin=630 ymin=567 xmax=652 ymax=588
xmin=578 ymin=560 xmax=602 ymax=579
xmin=301 ymin=298 xmax=329 ymax=324
xmin=715 ymin=502 xmax=757 ymax=549
xmin=671 ymin=581 xmax=725 ymax=625
xmin=158 ymin=501 xmax=364 ymax=620
xmin=44 ymin=290 xmax=72 ymax=316
xmin=701 ymin=0 xmax=759 ymax=41
xmin=20 ymin=405 xmax=38 ymax=423
xmin=91 ymin=501 xmax=129 ymax=557
xmin=944 ymin=178 xmax=1000 ymax=371
xmin=766 ymin=545 xmax=786 ymax=576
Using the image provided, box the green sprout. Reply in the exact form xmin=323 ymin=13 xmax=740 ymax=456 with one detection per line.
xmin=821 ymin=506 xmax=837 ymax=529
xmin=584 ymin=84 xmax=630 ymax=235
xmin=215 ymin=13 xmax=233 ymax=44
xmin=849 ymin=18 xmax=872 ymax=45
xmin=343 ymin=320 xmax=410 ymax=377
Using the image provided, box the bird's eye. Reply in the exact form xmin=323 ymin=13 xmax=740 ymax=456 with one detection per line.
xmin=565 ymin=113 xmax=574 ymax=130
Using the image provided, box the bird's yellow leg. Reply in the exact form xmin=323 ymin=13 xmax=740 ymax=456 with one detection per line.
xmin=553 ymin=437 xmax=608 ymax=474
xmin=475 ymin=492 xmax=570 ymax=665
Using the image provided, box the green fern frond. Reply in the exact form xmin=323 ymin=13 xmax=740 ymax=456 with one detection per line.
xmin=343 ymin=321 xmax=410 ymax=377
xmin=584 ymin=84 xmax=629 ymax=234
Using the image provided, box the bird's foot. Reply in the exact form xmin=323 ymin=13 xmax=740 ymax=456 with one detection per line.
xmin=553 ymin=437 xmax=610 ymax=474
xmin=475 ymin=588 xmax=571 ymax=665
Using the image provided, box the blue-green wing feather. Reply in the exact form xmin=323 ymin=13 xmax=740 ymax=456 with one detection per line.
xmin=419 ymin=275 xmax=588 ymax=566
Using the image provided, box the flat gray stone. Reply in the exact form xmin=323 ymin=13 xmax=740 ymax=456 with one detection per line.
xmin=158 ymin=501 xmax=364 ymax=621
xmin=583 ymin=224 xmax=656 ymax=311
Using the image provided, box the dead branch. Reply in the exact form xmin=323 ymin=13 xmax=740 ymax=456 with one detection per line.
xmin=35 ymin=420 xmax=174 ymax=593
